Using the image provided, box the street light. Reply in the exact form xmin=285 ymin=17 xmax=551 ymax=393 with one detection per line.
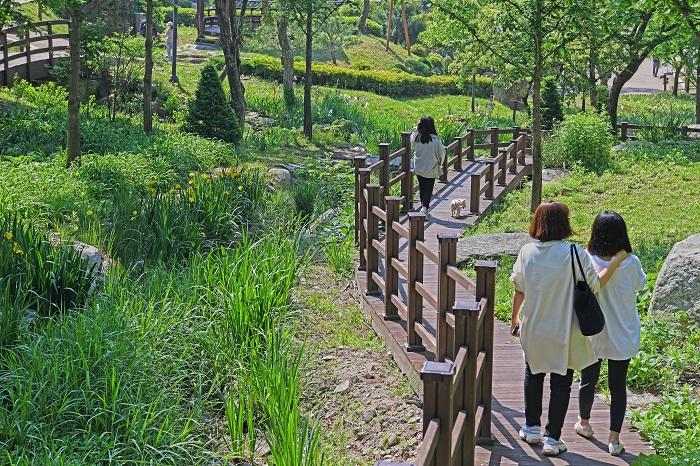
xmin=169 ymin=0 xmax=179 ymax=84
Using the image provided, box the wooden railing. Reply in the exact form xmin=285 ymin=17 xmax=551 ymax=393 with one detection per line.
xmin=359 ymin=183 xmax=497 ymax=465
xmin=616 ymin=121 xmax=700 ymax=141
xmin=354 ymin=126 xmax=530 ymax=258
xmin=1 ymin=20 xmax=69 ymax=86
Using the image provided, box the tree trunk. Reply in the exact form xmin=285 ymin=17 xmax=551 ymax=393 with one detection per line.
xmin=685 ymin=66 xmax=691 ymax=93
xmin=143 ymin=0 xmax=153 ymax=133
xmin=303 ymin=3 xmax=313 ymax=139
xmin=696 ymin=63 xmax=700 ymax=124
xmin=357 ymin=0 xmax=370 ymax=34
xmin=277 ymin=17 xmax=295 ymax=112
xmin=588 ymin=47 xmax=598 ymax=110
xmin=331 ymin=46 xmax=337 ymax=65
xmin=66 ymin=12 xmax=81 ymax=167
xmin=386 ymin=0 xmax=393 ymax=52
xmin=673 ymin=65 xmax=681 ymax=97
xmin=608 ymin=53 xmax=648 ymax=128
xmin=471 ymin=72 xmax=475 ymax=112
xmin=530 ymin=0 xmax=542 ymax=213
xmin=216 ymin=0 xmax=246 ymax=129
xmin=401 ymin=1 xmax=410 ymax=56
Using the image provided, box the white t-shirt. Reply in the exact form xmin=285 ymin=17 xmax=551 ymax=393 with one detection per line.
xmin=587 ymin=253 xmax=647 ymax=361
xmin=511 ymin=241 xmax=600 ymax=375
xmin=411 ymin=131 xmax=446 ymax=179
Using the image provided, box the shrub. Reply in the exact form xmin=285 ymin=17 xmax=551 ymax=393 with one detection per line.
xmin=185 ymin=64 xmax=242 ymax=143
xmin=543 ymin=111 xmax=614 ymax=172
xmin=158 ymin=7 xmax=196 ymax=27
xmin=456 ymin=73 xmax=494 ymax=99
xmin=240 ymin=54 xmax=463 ymax=97
xmin=541 ymin=76 xmax=563 ymax=130
xmin=353 ymin=60 xmax=371 ymax=71
xmin=427 ymin=52 xmax=445 ymax=73
xmin=342 ymin=16 xmax=383 ymax=37
xmin=411 ymin=44 xmax=429 ymax=57
xmin=595 ymin=85 xmax=609 ymax=114
xmin=400 ymin=58 xmax=433 ymax=77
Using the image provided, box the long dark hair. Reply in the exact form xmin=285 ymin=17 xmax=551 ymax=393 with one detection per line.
xmin=587 ymin=211 xmax=632 ymax=257
xmin=415 ymin=116 xmax=438 ymax=144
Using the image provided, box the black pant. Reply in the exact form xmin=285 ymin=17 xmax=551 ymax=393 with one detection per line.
xmin=579 ymin=359 xmax=630 ymax=433
xmin=524 ymin=362 xmax=574 ymax=440
xmin=416 ymin=175 xmax=436 ymax=209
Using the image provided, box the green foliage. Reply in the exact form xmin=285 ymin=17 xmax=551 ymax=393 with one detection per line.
xmin=240 ymin=54 xmax=463 ymax=97
xmin=396 ymin=58 xmax=433 ymax=76
xmin=619 ymin=93 xmax=695 ymax=142
xmin=595 ymin=85 xmax=609 ymax=114
xmin=324 ymin=234 xmax=355 ymax=277
xmin=541 ymin=76 xmax=563 ymax=130
xmin=159 ymin=6 xmax=196 ymax=27
xmin=341 ymin=16 xmax=383 ymax=37
xmin=456 ymin=73 xmax=494 ymax=99
xmin=411 ymin=44 xmax=429 ymax=57
xmin=0 ymin=214 xmax=96 ymax=317
xmin=543 ymin=111 xmax=614 ymax=172
xmin=633 ymin=451 xmax=700 ymax=466
xmin=185 ymin=65 xmax=242 ymax=143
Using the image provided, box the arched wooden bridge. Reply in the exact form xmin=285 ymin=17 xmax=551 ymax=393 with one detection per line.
xmin=353 ymin=127 xmax=653 ymax=465
xmin=0 ymin=20 xmax=69 ymax=86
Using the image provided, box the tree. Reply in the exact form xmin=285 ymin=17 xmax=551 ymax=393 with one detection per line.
xmin=357 ymin=0 xmax=370 ymax=34
xmin=401 ymin=0 xmax=411 ymax=55
xmin=319 ymin=15 xmax=355 ymax=65
xmin=386 ymin=0 xmax=393 ymax=51
xmin=276 ymin=16 xmax=295 ymax=111
xmin=185 ymin=64 xmax=242 ymax=143
xmin=541 ymin=76 xmax=563 ymax=130
xmin=215 ymin=0 xmax=248 ymax=129
xmin=143 ymin=0 xmax=153 ymax=133
xmin=667 ymin=0 xmax=700 ymax=122
xmin=427 ymin=0 xmax=576 ymax=212
xmin=1 ymin=0 xmax=30 ymax=26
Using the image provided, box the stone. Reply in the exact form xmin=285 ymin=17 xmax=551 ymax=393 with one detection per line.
xmin=650 ymin=234 xmax=700 ymax=322
xmin=73 ymin=241 xmax=112 ymax=291
xmin=245 ymin=111 xmax=277 ymax=132
xmin=385 ymin=434 xmax=399 ymax=448
xmin=456 ymin=232 xmax=534 ymax=264
xmin=362 ymin=408 xmax=376 ymax=422
xmin=334 ymin=379 xmax=351 ymax=394
xmin=267 ymin=166 xmax=292 ymax=187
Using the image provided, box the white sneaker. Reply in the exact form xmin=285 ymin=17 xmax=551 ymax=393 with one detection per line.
xmin=543 ymin=436 xmax=567 ymax=456
xmin=518 ymin=425 xmax=542 ymax=445
xmin=420 ymin=206 xmax=428 ymax=215
xmin=609 ymin=441 xmax=624 ymax=456
xmin=575 ymin=420 xmax=594 ymax=439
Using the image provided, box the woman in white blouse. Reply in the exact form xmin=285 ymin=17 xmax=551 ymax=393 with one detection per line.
xmin=411 ymin=116 xmax=446 ymax=215
xmin=510 ymin=202 xmax=628 ymax=456
xmin=576 ymin=212 xmax=646 ymax=456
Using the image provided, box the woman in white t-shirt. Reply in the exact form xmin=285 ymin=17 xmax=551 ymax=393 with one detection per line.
xmin=510 ymin=202 xmax=628 ymax=456
xmin=575 ymin=211 xmax=647 ymax=456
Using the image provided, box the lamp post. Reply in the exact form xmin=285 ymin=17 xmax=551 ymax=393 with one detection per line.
xmin=169 ymin=1 xmax=179 ymax=84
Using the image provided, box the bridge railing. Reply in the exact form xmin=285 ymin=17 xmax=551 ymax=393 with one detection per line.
xmin=616 ymin=121 xmax=700 ymax=141
xmin=1 ymin=20 xmax=69 ymax=86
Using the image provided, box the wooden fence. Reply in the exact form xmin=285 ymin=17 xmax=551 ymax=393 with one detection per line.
xmin=1 ymin=20 xmax=69 ymax=86
xmin=616 ymin=121 xmax=700 ymax=141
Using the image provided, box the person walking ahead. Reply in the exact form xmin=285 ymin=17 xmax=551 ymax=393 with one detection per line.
xmin=576 ymin=211 xmax=647 ymax=456
xmin=166 ymin=22 xmax=174 ymax=61
xmin=510 ymin=202 xmax=628 ymax=456
xmin=411 ymin=116 xmax=445 ymax=215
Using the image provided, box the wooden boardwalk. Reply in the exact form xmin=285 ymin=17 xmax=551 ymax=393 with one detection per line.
xmin=357 ymin=158 xmax=653 ymax=465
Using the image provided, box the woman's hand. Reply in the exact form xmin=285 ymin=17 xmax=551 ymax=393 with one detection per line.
xmin=613 ymin=250 xmax=628 ymax=263
xmin=511 ymin=318 xmax=521 ymax=336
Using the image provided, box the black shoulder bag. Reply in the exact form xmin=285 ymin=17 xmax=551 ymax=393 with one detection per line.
xmin=571 ymin=245 xmax=605 ymax=336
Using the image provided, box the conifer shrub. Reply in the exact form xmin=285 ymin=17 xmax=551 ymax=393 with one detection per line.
xmin=185 ymin=64 xmax=242 ymax=144
xmin=541 ymin=76 xmax=563 ymax=130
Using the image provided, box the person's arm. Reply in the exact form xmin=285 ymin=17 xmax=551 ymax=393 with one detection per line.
xmin=597 ymin=250 xmax=629 ymax=288
xmin=511 ymin=290 xmax=524 ymax=335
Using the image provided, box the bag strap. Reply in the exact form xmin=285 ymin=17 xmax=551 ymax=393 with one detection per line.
xmin=571 ymin=244 xmax=588 ymax=286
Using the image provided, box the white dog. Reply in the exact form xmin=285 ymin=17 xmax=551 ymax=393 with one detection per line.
xmin=450 ymin=199 xmax=467 ymax=218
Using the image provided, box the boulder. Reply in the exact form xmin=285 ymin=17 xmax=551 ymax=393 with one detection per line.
xmin=73 ymin=241 xmax=112 ymax=292
xmin=649 ymin=233 xmax=700 ymax=322
xmin=457 ymin=232 xmax=534 ymax=264
xmin=267 ymin=166 xmax=292 ymax=187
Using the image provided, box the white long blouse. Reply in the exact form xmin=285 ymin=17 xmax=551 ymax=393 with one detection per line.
xmin=511 ymin=241 xmax=600 ymax=375
xmin=411 ymin=131 xmax=446 ymax=179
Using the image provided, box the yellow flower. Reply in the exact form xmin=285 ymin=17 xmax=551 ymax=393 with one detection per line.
xmin=188 ymin=172 xmax=195 ymax=178
xmin=188 ymin=180 xmax=194 ymax=185
xmin=238 ymin=185 xmax=244 ymax=192
xmin=132 ymin=210 xmax=138 ymax=216
xmin=149 ymin=187 xmax=157 ymax=194
xmin=86 ymin=210 xmax=94 ymax=217
xmin=3 ymin=231 xmax=12 ymax=241
xmin=12 ymin=242 xmax=23 ymax=255
xmin=202 ymin=174 xmax=210 ymax=181
xmin=188 ymin=197 xmax=195 ymax=203
xmin=224 ymin=191 xmax=230 ymax=196
xmin=175 ymin=183 xmax=181 ymax=189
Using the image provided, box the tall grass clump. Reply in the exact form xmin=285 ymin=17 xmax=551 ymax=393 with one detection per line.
xmin=543 ymin=111 xmax=614 ymax=173
xmin=619 ymin=93 xmax=694 ymax=142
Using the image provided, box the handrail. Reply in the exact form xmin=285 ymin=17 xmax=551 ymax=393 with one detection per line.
xmin=416 ymin=419 xmax=440 ymax=466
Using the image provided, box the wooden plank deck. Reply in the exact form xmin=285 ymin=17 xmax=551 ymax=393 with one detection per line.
xmin=357 ymin=160 xmax=653 ymax=465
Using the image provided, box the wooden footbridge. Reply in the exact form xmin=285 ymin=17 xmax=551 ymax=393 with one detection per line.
xmin=353 ymin=127 xmax=653 ymax=465
xmin=0 ymin=20 xmax=69 ymax=86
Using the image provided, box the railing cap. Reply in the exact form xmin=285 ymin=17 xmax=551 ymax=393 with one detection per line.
xmin=353 ymin=155 xmax=368 ymax=161
xmin=375 ymin=462 xmax=415 ymax=466
xmin=421 ymin=361 xmax=455 ymax=381
xmin=385 ymin=196 xmax=402 ymax=202
xmin=407 ymin=212 xmax=427 ymax=220
xmin=475 ymin=259 xmax=498 ymax=270
xmin=437 ymin=232 xmax=460 ymax=241
xmin=452 ymin=299 xmax=481 ymax=316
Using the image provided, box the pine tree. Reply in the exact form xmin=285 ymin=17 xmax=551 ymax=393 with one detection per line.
xmin=541 ymin=76 xmax=564 ymax=130
xmin=185 ymin=64 xmax=242 ymax=143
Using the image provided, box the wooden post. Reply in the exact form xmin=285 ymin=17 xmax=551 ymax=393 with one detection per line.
xmin=1 ymin=31 xmax=8 ymax=86
xmin=401 ymin=131 xmax=412 ymax=213
xmin=489 ymin=127 xmax=499 ymax=159
xmin=47 ymin=23 xmax=54 ymax=66
xmin=453 ymin=136 xmax=463 ymax=171
xmin=475 ymin=260 xmax=497 ymax=443
xmin=406 ymin=212 xmax=426 ymax=352
xmin=470 ymin=174 xmax=481 ymax=214
xmin=517 ymin=134 xmax=527 ymax=166
xmin=383 ymin=197 xmax=402 ymax=321
xmin=484 ymin=160 xmax=495 ymax=200
xmin=451 ymin=300 xmax=481 ymax=466
xmin=509 ymin=139 xmax=518 ymax=174
xmin=421 ymin=361 xmax=455 ymax=466
xmin=358 ymin=168 xmax=370 ymax=271
xmin=436 ymin=233 xmax=458 ymax=362
xmin=512 ymin=126 xmax=520 ymax=142
xmin=466 ymin=128 xmax=475 ymax=161
xmin=681 ymin=125 xmax=689 ymax=139
xmin=498 ymin=148 xmax=507 ymax=186
xmin=354 ymin=156 xmax=367 ymax=247
xmin=620 ymin=122 xmax=628 ymax=142
xmin=440 ymin=143 xmax=449 ymax=183
xmin=379 ymin=143 xmax=390 ymax=205
xmin=365 ymin=185 xmax=382 ymax=296
xmin=25 ymin=25 xmax=31 ymax=82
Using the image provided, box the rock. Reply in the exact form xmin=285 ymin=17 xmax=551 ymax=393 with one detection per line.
xmin=457 ymin=232 xmax=534 ymax=264
xmin=385 ymin=434 xmax=399 ymax=448
xmin=650 ymin=234 xmax=700 ymax=322
xmin=334 ymin=379 xmax=351 ymax=394
xmin=267 ymin=166 xmax=292 ymax=187
xmin=245 ymin=111 xmax=277 ymax=132
xmin=322 ymin=355 xmax=334 ymax=361
xmin=542 ymin=168 xmax=571 ymax=184
xmin=73 ymin=241 xmax=112 ymax=290
xmin=362 ymin=408 xmax=376 ymax=422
